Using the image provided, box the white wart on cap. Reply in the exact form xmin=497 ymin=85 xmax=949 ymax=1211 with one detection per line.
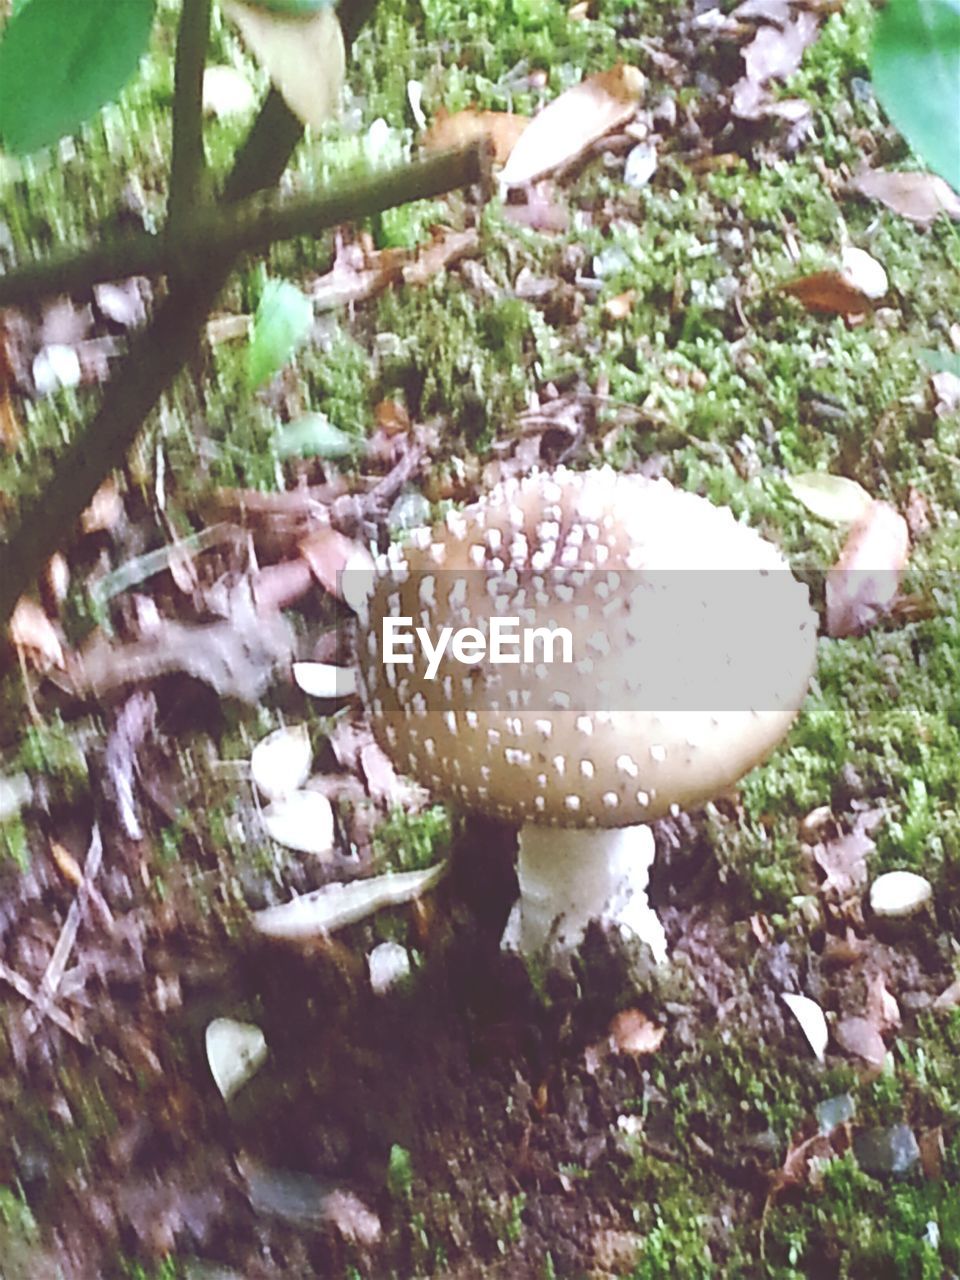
xmin=357 ymin=466 xmax=817 ymax=962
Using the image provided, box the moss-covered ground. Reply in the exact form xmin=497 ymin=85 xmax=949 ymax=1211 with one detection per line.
xmin=0 ymin=0 xmax=958 ymax=1276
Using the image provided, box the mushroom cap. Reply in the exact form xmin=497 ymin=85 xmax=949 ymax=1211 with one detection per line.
xmin=356 ymin=467 xmax=817 ymax=827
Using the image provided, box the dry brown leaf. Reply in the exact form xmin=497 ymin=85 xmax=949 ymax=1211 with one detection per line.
xmin=905 ymin=486 xmax=932 ymax=539
xmin=375 ymin=399 xmax=411 ymax=436
xmin=310 ymin=239 xmax=406 ymax=311
xmin=780 ymin=270 xmax=872 ymax=316
xmin=252 ymin=557 xmax=315 ymax=613
xmin=813 ymin=827 xmax=873 ymax=902
xmin=0 ymin=383 xmax=19 ymax=451
xmin=10 ymin=597 xmax=64 ymax=670
xmin=421 ymin=106 xmax=528 ymax=165
xmin=918 ymin=1126 xmax=945 ymax=1180
xmin=81 ymin=476 xmax=123 ymax=534
xmin=608 ymin=1008 xmax=666 ymax=1057
xmin=299 ymin=527 xmax=371 ymax=600
xmin=744 ymin=11 xmax=819 ymax=82
xmin=826 ymin=501 xmax=910 ymax=638
xmin=603 ymin=290 xmax=637 ymax=322
xmin=732 ymin=9 xmax=819 ymax=120
xmin=933 ymin=978 xmax=960 ymax=1011
xmin=865 ymin=972 xmax=900 ymax=1031
xmin=499 ymin=64 xmax=644 ymax=187
xmin=852 ymin=168 xmax=960 ymax=227
xmin=206 ymin=313 xmax=251 ymax=345
xmin=49 ymin=840 xmax=84 ymax=886
xmin=402 ymin=227 xmax=480 ymax=287
xmin=931 ymin=370 xmax=960 ymax=418
xmin=834 ymin=1015 xmax=887 ymax=1067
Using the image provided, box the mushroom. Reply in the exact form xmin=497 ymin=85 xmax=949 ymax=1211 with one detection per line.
xmin=355 ymin=467 xmax=817 ymax=966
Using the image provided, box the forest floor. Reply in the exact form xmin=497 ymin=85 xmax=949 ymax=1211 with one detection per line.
xmin=0 ymin=0 xmax=958 ymax=1277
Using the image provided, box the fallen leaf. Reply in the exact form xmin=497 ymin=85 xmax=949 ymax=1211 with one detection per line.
xmin=785 ymin=473 xmax=875 ymax=525
xmin=67 ymin=586 xmax=295 ymax=702
xmin=813 ymin=827 xmax=873 ymax=902
xmin=607 ymin=1007 xmax=666 ymax=1057
xmin=220 ymin=1 xmax=344 ymax=130
xmin=262 ymin=789 xmax=335 ymax=857
xmin=834 ymin=1015 xmax=887 ymax=1067
xmin=852 ymin=168 xmax=960 ymax=227
xmin=931 ymin=369 xmax=960 ymax=417
xmin=375 ymin=399 xmax=411 ymax=436
xmin=252 ymin=557 xmax=315 ymax=612
xmin=10 ymin=596 xmax=64 ymax=670
xmin=93 ymin=278 xmax=149 ymax=329
xmin=49 ymin=840 xmax=84 ymax=887
xmin=865 ymin=972 xmax=900 ymax=1031
xmin=206 ymin=313 xmax=251 ymax=345
xmin=0 ymin=315 xmax=21 ymax=450
xmin=933 ymin=979 xmax=960 ymax=1011
xmin=742 ymin=11 xmax=819 ymax=84
xmin=299 ymin=526 xmax=374 ymax=604
xmin=500 ymin=64 xmax=645 ymax=187
xmin=251 ymin=723 xmax=313 ymax=802
xmin=781 ymin=992 xmax=828 ymax=1062
xmin=81 ymin=476 xmax=123 ymax=534
xmin=918 ymin=1126 xmax=945 ymax=1180
xmin=247 ymin=277 xmax=314 ymax=390
xmin=826 ymin=501 xmax=910 ymax=638
xmin=732 ymin=9 xmax=819 ymax=120
xmin=905 ymin=486 xmax=932 ymax=538
xmin=422 ymin=106 xmax=528 ymax=165
xmin=401 ymin=226 xmax=480 ymax=287
xmin=274 ymin=412 xmax=357 ymax=460
xmin=780 ymin=270 xmax=873 ymax=316
xmin=603 ymin=290 xmax=637 ymax=322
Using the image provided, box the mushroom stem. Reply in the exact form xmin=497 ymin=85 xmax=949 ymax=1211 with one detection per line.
xmin=502 ymin=823 xmax=667 ymax=965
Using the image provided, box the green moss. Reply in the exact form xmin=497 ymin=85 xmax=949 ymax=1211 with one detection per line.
xmin=376 ymin=280 xmax=536 ymax=446
xmin=16 ymin=713 xmax=89 ymax=803
xmin=372 ymin=804 xmax=451 ymax=873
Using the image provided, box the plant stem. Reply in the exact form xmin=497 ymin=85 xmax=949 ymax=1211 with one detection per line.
xmin=0 ymin=143 xmax=488 ymax=309
xmin=0 ymin=4 xmax=387 ymax=627
xmin=168 ymin=0 xmax=212 ymax=233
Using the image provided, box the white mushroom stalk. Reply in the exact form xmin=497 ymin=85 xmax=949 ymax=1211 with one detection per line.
xmin=354 ymin=467 xmax=818 ymax=967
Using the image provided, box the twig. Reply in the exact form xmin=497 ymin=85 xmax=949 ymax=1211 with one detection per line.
xmin=169 ymin=0 xmax=213 ymax=232
xmin=0 ymin=144 xmax=488 ymax=310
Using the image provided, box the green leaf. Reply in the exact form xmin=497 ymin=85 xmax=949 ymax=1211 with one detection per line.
xmin=785 ymin=473 xmax=876 ymax=526
xmin=245 ymin=0 xmax=334 ymax=14
xmin=872 ymin=0 xmax=960 ymax=191
xmin=246 ymin=279 xmax=313 ymax=390
xmin=274 ymin=413 xmax=357 ymax=460
xmin=0 ymin=0 xmax=156 ymax=155
xmin=918 ymin=347 xmax=960 ymax=376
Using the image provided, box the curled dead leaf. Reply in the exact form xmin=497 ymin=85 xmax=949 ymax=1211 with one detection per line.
xmin=10 ymin=596 xmax=64 ymax=671
xmin=500 ymin=64 xmax=645 ymax=187
xmin=852 ymin=168 xmax=960 ymax=228
xmin=825 ymin=501 xmax=910 ymax=638
xmin=422 ymin=107 xmax=528 ymax=165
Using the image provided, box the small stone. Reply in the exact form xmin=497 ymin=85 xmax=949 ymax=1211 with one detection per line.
xmin=853 ymin=1124 xmax=920 ymax=1176
xmin=368 ymin=941 xmax=411 ymax=995
xmin=623 ymin=141 xmax=658 ymax=189
xmin=869 ymin=870 xmax=933 ymax=919
xmin=816 ymin=1093 xmax=856 ymax=1135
